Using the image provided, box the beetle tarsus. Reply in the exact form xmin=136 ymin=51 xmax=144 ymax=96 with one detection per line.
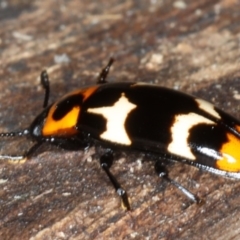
xmin=0 ymin=155 xmax=26 ymax=164
xmin=0 ymin=141 xmax=43 ymax=164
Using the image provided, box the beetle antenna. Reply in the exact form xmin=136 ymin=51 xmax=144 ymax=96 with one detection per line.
xmin=41 ymin=70 xmax=50 ymax=108
xmin=0 ymin=70 xmax=49 ymax=139
xmin=0 ymin=129 xmax=29 ymax=138
xmin=96 ymin=58 xmax=114 ymax=84
xmin=0 ymin=129 xmax=30 ymax=162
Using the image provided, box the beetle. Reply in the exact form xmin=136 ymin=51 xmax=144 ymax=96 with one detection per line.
xmin=1 ymin=58 xmax=240 ymax=210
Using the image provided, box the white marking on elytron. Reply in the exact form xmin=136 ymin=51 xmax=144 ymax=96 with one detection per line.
xmin=168 ymin=113 xmax=215 ymax=160
xmin=195 ymin=98 xmax=221 ymax=119
xmin=197 ymin=146 xmax=221 ymax=159
xmin=87 ymin=93 xmax=137 ymax=145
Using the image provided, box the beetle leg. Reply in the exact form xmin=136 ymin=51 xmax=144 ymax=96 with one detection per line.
xmin=0 ymin=141 xmax=43 ymax=164
xmin=0 ymin=154 xmax=26 ymax=163
xmin=154 ymin=161 xmax=202 ymax=204
xmin=40 ymin=70 xmax=50 ymax=108
xmin=100 ymin=149 xmax=131 ymax=210
xmin=24 ymin=141 xmax=43 ymax=159
xmin=96 ymin=58 xmax=114 ymax=84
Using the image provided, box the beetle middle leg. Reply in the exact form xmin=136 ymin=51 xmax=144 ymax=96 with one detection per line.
xmin=100 ymin=149 xmax=131 ymax=210
xmin=0 ymin=141 xmax=44 ymax=164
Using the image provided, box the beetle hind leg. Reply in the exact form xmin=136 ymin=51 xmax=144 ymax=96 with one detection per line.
xmin=155 ymin=161 xmax=202 ymax=204
xmin=100 ymin=149 xmax=131 ymax=211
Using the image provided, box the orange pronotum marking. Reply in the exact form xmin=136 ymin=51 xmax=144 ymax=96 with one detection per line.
xmin=217 ymin=133 xmax=240 ymax=172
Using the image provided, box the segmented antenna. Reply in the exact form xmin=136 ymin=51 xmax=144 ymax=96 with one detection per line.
xmin=0 ymin=129 xmax=29 ymax=138
xmin=0 ymin=129 xmax=29 ymax=162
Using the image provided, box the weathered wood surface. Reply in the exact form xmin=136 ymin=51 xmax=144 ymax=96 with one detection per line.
xmin=0 ymin=0 xmax=240 ymax=239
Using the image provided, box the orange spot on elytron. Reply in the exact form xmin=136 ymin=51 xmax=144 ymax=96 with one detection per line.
xmin=217 ymin=133 xmax=240 ymax=172
xmin=42 ymin=106 xmax=80 ymax=136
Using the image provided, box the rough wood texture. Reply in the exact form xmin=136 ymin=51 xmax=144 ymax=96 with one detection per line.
xmin=1 ymin=0 xmax=240 ymax=239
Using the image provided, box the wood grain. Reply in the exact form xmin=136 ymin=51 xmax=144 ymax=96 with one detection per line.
xmin=0 ymin=0 xmax=240 ymax=239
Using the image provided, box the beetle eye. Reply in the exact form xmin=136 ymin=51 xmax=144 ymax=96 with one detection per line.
xmin=32 ymin=125 xmax=42 ymax=137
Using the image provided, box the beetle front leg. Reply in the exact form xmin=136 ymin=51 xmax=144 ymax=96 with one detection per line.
xmin=0 ymin=141 xmax=43 ymax=164
xmin=100 ymin=149 xmax=131 ymax=211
